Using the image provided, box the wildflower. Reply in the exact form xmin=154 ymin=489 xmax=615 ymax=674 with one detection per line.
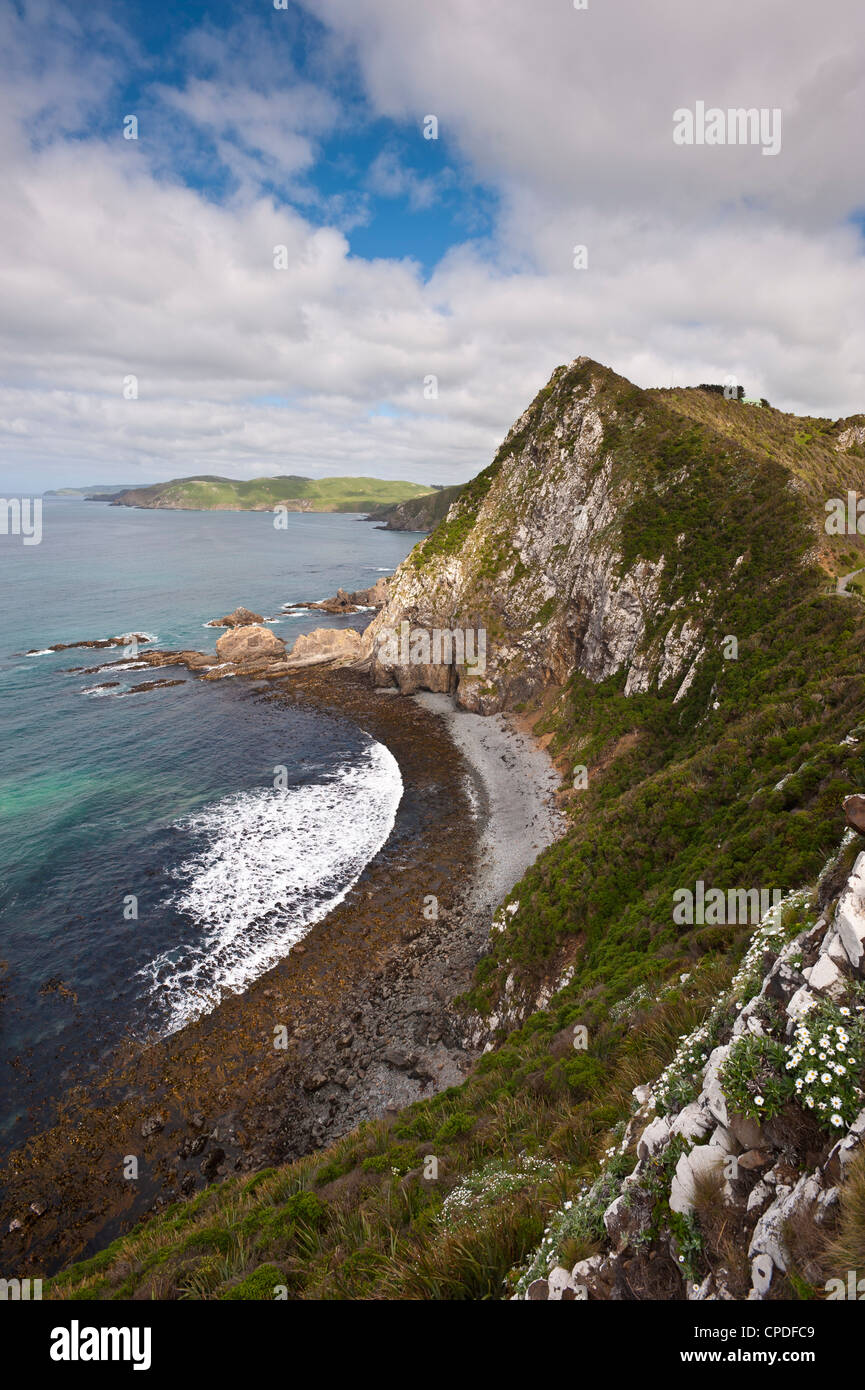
xmin=831 ymin=1114 xmax=844 ymax=1127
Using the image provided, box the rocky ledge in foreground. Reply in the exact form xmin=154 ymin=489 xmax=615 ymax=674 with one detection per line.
xmin=519 ymin=826 xmax=865 ymax=1302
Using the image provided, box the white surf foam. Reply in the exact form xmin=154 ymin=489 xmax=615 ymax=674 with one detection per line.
xmin=138 ymin=735 xmax=403 ymax=1036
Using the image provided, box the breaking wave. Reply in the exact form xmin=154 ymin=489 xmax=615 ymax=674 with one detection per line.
xmin=138 ymin=735 xmax=402 ymax=1036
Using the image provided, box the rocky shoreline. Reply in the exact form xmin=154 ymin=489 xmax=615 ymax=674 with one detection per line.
xmin=1 ymin=628 xmax=563 ymax=1277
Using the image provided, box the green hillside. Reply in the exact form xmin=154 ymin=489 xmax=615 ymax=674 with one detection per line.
xmin=109 ymin=474 xmax=434 ymax=513
xmin=44 ymin=364 xmax=865 ymax=1300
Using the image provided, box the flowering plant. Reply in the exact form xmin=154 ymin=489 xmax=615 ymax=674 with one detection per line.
xmin=784 ymin=1002 xmax=863 ymax=1131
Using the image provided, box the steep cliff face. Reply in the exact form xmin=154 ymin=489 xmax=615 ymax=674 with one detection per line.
xmin=366 ymin=357 xmax=865 ymax=713
xmin=365 ymin=483 xmax=464 ymax=533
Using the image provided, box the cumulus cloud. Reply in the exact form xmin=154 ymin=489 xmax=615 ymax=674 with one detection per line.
xmin=1 ymin=0 xmax=865 ymax=490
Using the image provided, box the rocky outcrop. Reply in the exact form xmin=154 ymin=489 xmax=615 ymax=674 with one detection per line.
xmin=364 ymin=359 xmax=711 ymax=713
xmin=215 ymin=624 xmax=286 ymax=664
xmin=285 ymin=577 xmax=389 ymax=615
xmin=207 ymin=606 xmax=264 ymax=628
xmin=70 ymin=617 xmax=369 ymax=684
xmin=283 ymin=627 xmax=364 ymax=667
xmin=519 ymin=834 xmax=865 ymax=1301
xmin=28 ymin=634 xmax=152 ymax=654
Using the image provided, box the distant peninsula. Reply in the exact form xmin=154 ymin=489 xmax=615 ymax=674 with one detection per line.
xmin=76 ymin=474 xmax=439 ymax=513
xmin=43 ymin=484 xmax=145 ymax=498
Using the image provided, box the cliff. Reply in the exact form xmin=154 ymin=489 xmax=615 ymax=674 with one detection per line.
xmin=367 ymin=357 xmax=865 ymax=711
xmin=365 ymin=483 xmax=465 ymax=532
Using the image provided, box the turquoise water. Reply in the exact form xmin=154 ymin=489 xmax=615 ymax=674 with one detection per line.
xmin=0 ymin=502 xmax=418 ymax=1152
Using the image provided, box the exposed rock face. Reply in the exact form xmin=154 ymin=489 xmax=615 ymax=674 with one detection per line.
xmin=308 ymin=588 xmax=358 ymax=614
xmin=833 ymin=851 xmax=865 ymax=971
xmin=521 ymin=836 xmax=865 ymax=1302
xmin=364 ymin=359 xmax=706 ymax=713
xmin=285 ymin=627 xmax=364 ymax=667
xmin=843 ymin=793 xmax=865 ymax=835
xmin=208 ymin=606 xmax=264 ymax=628
xmin=366 ymin=485 xmax=464 ymax=533
xmin=353 ymin=577 xmax=389 ymax=608
xmin=215 ymin=624 xmax=286 ymax=664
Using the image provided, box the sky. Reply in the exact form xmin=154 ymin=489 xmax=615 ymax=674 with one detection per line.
xmin=1 ymin=0 xmax=865 ymax=492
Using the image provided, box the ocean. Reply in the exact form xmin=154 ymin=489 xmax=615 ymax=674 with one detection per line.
xmin=0 ymin=501 xmax=418 ymax=1154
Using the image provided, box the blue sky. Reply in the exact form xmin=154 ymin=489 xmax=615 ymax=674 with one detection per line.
xmin=48 ymin=0 xmax=496 ymax=274
xmin=1 ymin=0 xmax=864 ymax=490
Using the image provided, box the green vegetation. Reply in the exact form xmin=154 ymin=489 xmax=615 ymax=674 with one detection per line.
xmin=719 ymin=1035 xmax=793 ymax=1120
xmin=51 ymin=360 xmax=865 ymax=1299
xmin=410 ymin=461 xmax=502 ymax=568
xmin=110 ymin=474 xmax=434 ymax=513
xmin=368 ymin=483 xmax=464 ymax=531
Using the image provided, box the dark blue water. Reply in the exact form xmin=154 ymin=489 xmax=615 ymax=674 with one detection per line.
xmin=0 ymin=502 xmax=418 ymax=1152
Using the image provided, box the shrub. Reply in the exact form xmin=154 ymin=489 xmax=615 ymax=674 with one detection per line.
xmin=720 ymin=1034 xmax=794 ymax=1120
xmin=434 ymin=1112 xmax=476 ymax=1143
xmin=218 ymin=1263 xmax=284 ymax=1301
xmin=282 ymin=1191 xmax=328 ymax=1231
xmin=785 ymin=1002 xmax=864 ymax=1131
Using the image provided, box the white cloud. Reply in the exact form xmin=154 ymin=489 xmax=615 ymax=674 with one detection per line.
xmin=2 ymin=0 xmax=865 ymax=490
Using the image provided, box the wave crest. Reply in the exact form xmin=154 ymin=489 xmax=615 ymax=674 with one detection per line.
xmin=138 ymin=736 xmax=402 ymax=1035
